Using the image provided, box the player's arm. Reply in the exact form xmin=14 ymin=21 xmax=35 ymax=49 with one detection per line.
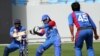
xmin=69 ymin=25 xmax=74 ymax=37
xmin=18 ymin=27 xmax=27 ymax=36
xmin=68 ymin=14 xmax=74 ymax=42
xmin=87 ymin=14 xmax=99 ymax=40
xmin=18 ymin=31 xmax=26 ymax=36
xmin=10 ymin=27 xmax=18 ymax=38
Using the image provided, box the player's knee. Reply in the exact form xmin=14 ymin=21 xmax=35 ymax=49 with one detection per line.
xmin=36 ymin=45 xmax=45 ymax=53
xmin=4 ymin=46 xmax=9 ymax=51
xmin=3 ymin=46 xmax=10 ymax=55
xmin=75 ymin=44 xmax=83 ymax=49
xmin=75 ymin=47 xmax=82 ymax=51
xmin=54 ymin=39 xmax=61 ymax=47
xmin=4 ymin=46 xmax=15 ymax=53
xmin=54 ymin=42 xmax=61 ymax=47
xmin=55 ymin=44 xmax=61 ymax=47
xmin=87 ymin=46 xmax=93 ymax=49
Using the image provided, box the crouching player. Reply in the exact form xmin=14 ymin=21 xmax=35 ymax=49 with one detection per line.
xmin=3 ymin=19 xmax=28 ymax=56
xmin=30 ymin=14 xmax=61 ymax=56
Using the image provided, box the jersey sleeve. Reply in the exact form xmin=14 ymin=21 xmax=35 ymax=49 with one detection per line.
xmin=21 ymin=26 xmax=26 ymax=31
xmin=87 ymin=14 xmax=96 ymax=29
xmin=10 ymin=27 xmax=14 ymax=37
xmin=68 ymin=14 xmax=74 ymax=26
xmin=48 ymin=20 xmax=56 ymax=27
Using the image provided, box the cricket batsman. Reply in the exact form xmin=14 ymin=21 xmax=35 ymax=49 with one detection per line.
xmin=68 ymin=2 xmax=99 ymax=56
xmin=3 ymin=19 xmax=27 ymax=56
xmin=30 ymin=14 xmax=61 ymax=56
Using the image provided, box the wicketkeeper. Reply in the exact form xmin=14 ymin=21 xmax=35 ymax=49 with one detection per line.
xmin=3 ymin=19 xmax=27 ymax=56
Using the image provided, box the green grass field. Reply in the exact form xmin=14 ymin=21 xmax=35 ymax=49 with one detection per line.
xmin=0 ymin=42 xmax=100 ymax=56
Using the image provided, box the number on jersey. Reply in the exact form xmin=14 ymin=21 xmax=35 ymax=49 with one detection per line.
xmin=77 ymin=13 xmax=89 ymax=22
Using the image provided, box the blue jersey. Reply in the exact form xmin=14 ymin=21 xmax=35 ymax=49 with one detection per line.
xmin=36 ymin=21 xmax=61 ymax=56
xmin=10 ymin=26 xmax=26 ymax=42
xmin=45 ymin=24 xmax=58 ymax=38
xmin=40 ymin=21 xmax=59 ymax=39
xmin=68 ymin=11 xmax=96 ymax=29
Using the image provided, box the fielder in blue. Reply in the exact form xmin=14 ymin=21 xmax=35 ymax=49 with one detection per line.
xmin=68 ymin=2 xmax=99 ymax=56
xmin=30 ymin=14 xmax=61 ymax=56
xmin=3 ymin=19 xmax=27 ymax=56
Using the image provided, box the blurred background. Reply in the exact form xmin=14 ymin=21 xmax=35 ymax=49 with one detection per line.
xmin=0 ymin=0 xmax=100 ymax=44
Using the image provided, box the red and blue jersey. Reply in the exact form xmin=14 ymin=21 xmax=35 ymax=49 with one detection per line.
xmin=68 ymin=11 xmax=96 ymax=29
xmin=39 ymin=20 xmax=59 ymax=39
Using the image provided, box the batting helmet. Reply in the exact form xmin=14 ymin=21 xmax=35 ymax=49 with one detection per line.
xmin=42 ymin=14 xmax=50 ymax=21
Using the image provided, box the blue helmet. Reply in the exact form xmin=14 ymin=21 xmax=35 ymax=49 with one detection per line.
xmin=42 ymin=14 xmax=50 ymax=21
xmin=14 ymin=19 xmax=21 ymax=24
